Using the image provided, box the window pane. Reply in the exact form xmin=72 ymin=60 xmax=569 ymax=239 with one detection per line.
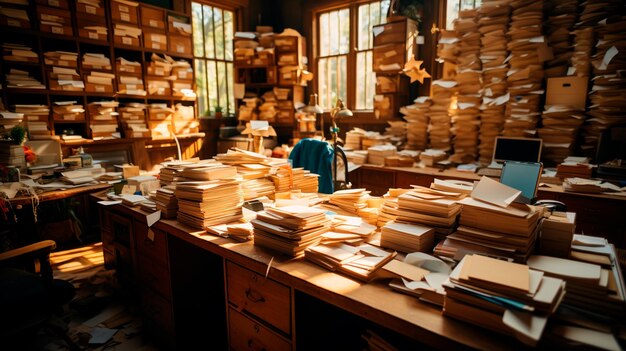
xmin=461 ymin=0 xmax=475 ymax=10
xmin=203 ymin=5 xmax=215 ymax=59
xmin=320 ymin=13 xmax=329 ymax=57
xmin=214 ymin=8 xmax=224 ymax=60
xmin=217 ymin=61 xmax=227 ymax=110
xmin=227 ymin=62 xmax=234 ymax=115
xmin=380 ymin=0 xmax=391 ymax=20
xmin=446 ymin=0 xmax=459 ymax=29
xmin=207 ymin=61 xmax=218 ymax=113
xmin=365 ymin=51 xmax=374 ymax=110
xmin=224 ymin=10 xmax=233 ymax=61
xmin=194 ymin=59 xmax=207 ymax=114
xmin=338 ymin=55 xmax=347 ymax=104
xmin=358 ymin=5 xmax=370 ymax=51
xmin=192 ymin=3 xmax=204 ymax=57
xmin=329 ymin=11 xmax=339 ymax=55
xmin=339 ymin=9 xmax=350 ymax=54
xmin=369 ymin=4 xmax=380 ymax=48
xmin=318 ymin=58 xmax=328 ymax=108
xmin=356 ymin=52 xmax=366 ymax=109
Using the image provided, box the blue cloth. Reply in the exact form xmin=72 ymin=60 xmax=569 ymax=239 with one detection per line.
xmin=289 ymin=138 xmax=334 ymax=194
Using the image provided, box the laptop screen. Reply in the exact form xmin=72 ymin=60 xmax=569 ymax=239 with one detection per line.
xmin=492 ymin=137 xmax=543 ymax=164
xmin=499 ymin=161 xmax=543 ymax=201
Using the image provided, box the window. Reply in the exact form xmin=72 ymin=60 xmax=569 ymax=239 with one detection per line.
xmin=191 ymin=2 xmax=235 ymax=116
xmin=316 ymin=1 xmax=390 ymax=111
xmin=445 ymin=0 xmax=482 ymax=29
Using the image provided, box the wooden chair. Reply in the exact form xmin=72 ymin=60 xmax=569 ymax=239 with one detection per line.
xmin=0 ymin=240 xmax=75 ymax=341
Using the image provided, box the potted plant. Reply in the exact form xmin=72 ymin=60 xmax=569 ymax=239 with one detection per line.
xmin=214 ymin=106 xmax=223 ymax=119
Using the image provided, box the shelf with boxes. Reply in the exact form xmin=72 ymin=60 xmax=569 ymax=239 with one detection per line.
xmin=0 ymin=0 xmax=197 ymax=143
xmin=233 ymin=27 xmax=311 ymax=143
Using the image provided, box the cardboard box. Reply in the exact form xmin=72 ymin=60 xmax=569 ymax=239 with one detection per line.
xmin=111 ymin=0 xmax=138 ymax=24
xmin=148 ymin=109 xmax=172 ymax=121
xmin=167 ymin=14 xmax=191 ymax=36
xmin=274 ymin=36 xmax=300 ymax=52
xmin=36 ymin=0 xmax=69 ymax=9
xmin=140 ymin=5 xmax=165 ymax=30
xmin=279 ymin=66 xmax=306 ymax=86
xmin=85 ymin=82 xmax=114 ymax=93
xmin=546 ymin=76 xmax=588 ymax=110
xmin=172 ymin=67 xmax=193 ymax=80
xmin=0 ymin=15 xmax=30 ymax=29
xmin=76 ymin=2 xmax=105 ymax=16
xmin=144 ymin=29 xmax=167 ymax=51
xmin=167 ymin=35 xmax=192 ymax=56
xmin=146 ymin=79 xmax=171 ymax=96
xmin=373 ymin=43 xmax=413 ymax=73
xmin=114 ymin=34 xmax=141 ymax=48
xmin=117 ymin=64 xmax=141 ymax=75
xmin=376 ymin=75 xmax=410 ymax=94
xmin=372 ymin=17 xmax=417 ymax=47
xmin=147 ymin=65 xmax=171 ymax=76
xmin=277 ymin=52 xmax=299 ymax=66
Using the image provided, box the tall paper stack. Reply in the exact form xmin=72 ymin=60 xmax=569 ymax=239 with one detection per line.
xmin=543 ymin=0 xmax=578 ymax=77
xmin=345 ymin=129 xmax=365 ymax=150
xmin=376 ymin=188 xmax=410 ymax=227
xmin=88 ymin=101 xmax=119 ymax=139
xmin=538 ymin=105 xmax=586 ymax=164
xmin=175 ymin=178 xmax=243 ymax=230
xmin=400 ymin=96 xmax=430 ymax=151
xmin=380 ymin=221 xmax=435 ymax=253
xmin=428 ymin=80 xmax=456 ymax=151
xmin=538 ymin=211 xmax=575 ymax=257
xmin=155 ymin=185 xmax=178 ymax=219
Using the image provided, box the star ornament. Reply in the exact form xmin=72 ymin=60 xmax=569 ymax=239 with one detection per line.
xmin=403 ymin=58 xmax=432 ymax=84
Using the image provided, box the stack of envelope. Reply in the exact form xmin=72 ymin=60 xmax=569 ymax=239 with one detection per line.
xmin=450 ymin=9 xmax=481 ymax=163
xmin=428 ymin=80 xmax=456 ymax=151
xmin=503 ymin=0 xmax=546 ymax=137
xmin=400 ymin=97 xmax=430 ymax=150
xmin=543 ymin=0 xmax=578 ymax=77
xmin=478 ymin=0 xmax=511 ymax=165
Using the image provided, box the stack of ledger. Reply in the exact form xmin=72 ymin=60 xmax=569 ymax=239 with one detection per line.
xmin=394 ymin=186 xmax=465 ymax=240
xmin=252 ymin=205 xmax=330 ymax=257
xmin=380 ymin=221 xmax=435 ymax=254
xmin=154 ymin=185 xmax=178 ymax=219
xmin=527 ymin=254 xmax=625 ymax=321
xmin=329 ymin=188 xmax=371 ymax=215
xmin=400 ymin=96 xmax=430 ymax=150
xmin=443 ymin=254 xmax=566 ymax=347
xmin=175 ymin=172 xmax=243 ymax=230
xmin=304 ymin=242 xmax=396 ymax=282
xmin=538 ymin=211 xmax=575 ymax=257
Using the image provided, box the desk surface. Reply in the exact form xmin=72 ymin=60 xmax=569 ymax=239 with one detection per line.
xmin=6 ymin=183 xmax=110 ymax=206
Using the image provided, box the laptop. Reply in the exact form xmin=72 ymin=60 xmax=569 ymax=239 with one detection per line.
xmin=477 ymin=137 xmax=543 ymax=177
xmin=499 ymin=160 xmax=543 ymax=204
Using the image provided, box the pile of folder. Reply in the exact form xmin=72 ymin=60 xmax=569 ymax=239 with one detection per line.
xmin=116 ymin=57 xmax=141 ymax=75
xmin=154 ymin=185 xmax=178 ymax=218
xmin=252 ymin=205 xmax=330 ymax=257
xmin=478 ymin=0 xmax=511 ymax=164
xmin=428 ymin=80 xmax=456 ymax=151
xmin=53 ymin=101 xmax=85 ymax=121
xmin=3 ymin=43 xmax=38 ymax=63
xmin=394 ymin=185 xmax=464 ymax=240
xmin=381 ymin=220 xmax=434 ymax=254
xmin=5 ymin=68 xmax=45 ymax=89
xmin=537 ymin=105 xmax=586 ymax=164
xmin=175 ymin=178 xmax=243 ymax=230
xmin=503 ymin=0 xmax=545 ymax=137
xmin=528 ymin=253 xmax=625 ymax=321
xmin=443 ymin=254 xmax=566 ymax=347
xmin=400 ymin=97 xmax=430 ymax=150
xmin=14 ymin=104 xmax=49 ymax=137
xmin=305 ymin=242 xmax=397 ymax=282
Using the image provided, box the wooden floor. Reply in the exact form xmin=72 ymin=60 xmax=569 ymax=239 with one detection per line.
xmin=25 ymin=243 xmax=163 ymax=351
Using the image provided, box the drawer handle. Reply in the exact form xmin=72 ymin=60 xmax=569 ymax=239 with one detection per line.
xmin=245 ymin=288 xmax=266 ymax=303
xmin=247 ymin=337 xmax=266 ymax=351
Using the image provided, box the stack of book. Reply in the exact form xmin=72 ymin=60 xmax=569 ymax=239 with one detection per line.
xmin=538 ymin=211 xmax=575 ymax=258
xmin=427 ymin=80 xmax=456 ymax=151
xmin=155 ymin=185 xmax=178 ymax=219
xmin=400 ymin=97 xmax=430 ymax=150
xmin=394 ymin=186 xmax=464 ymax=240
xmin=367 ymin=144 xmax=396 ymax=165
xmin=175 ymin=178 xmax=243 ymax=230
xmin=3 ymin=43 xmax=38 ymax=63
xmin=14 ymin=104 xmax=49 ymax=137
xmin=380 ymin=221 xmax=435 ymax=254
xmin=329 ymin=188 xmax=371 ymax=215
xmin=52 ymin=101 xmax=85 ymax=121
xmin=252 ymin=205 xmax=330 ymax=257
xmin=376 ymin=188 xmax=410 ymax=227
xmin=527 ymin=254 xmax=625 ymax=321
xmin=443 ymin=254 xmax=566 ymax=347
xmin=304 ymin=242 xmax=396 ymax=282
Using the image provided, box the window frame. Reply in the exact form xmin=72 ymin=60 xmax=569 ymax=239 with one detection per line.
xmin=312 ymin=0 xmax=391 ymax=122
xmin=190 ymin=0 xmax=242 ymax=118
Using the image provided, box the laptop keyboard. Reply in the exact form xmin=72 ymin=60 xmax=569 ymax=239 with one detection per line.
xmin=476 ymin=167 xmax=502 ymax=178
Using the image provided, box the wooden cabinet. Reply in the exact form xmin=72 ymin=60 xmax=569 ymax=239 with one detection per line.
xmin=228 ymin=308 xmax=292 ymax=351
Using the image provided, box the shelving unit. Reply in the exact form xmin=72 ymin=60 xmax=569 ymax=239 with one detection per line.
xmin=0 ymin=0 xmax=196 ymax=145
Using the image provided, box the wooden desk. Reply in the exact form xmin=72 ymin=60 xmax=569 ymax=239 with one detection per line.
xmin=352 ymin=164 xmax=626 ymax=248
xmin=6 ymin=183 xmax=111 ymax=206
xmin=97 ymin=199 xmax=525 ymax=350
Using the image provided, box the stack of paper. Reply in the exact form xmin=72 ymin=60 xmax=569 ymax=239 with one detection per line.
xmin=538 ymin=211 xmax=575 ymax=258
xmin=430 ymin=178 xmax=473 ymax=195
xmin=81 ymin=25 xmax=107 ymax=41
xmin=5 ymin=68 xmax=45 ymax=89
xmin=543 ymin=0 xmax=577 ymax=77
xmin=82 ymin=53 xmax=111 ymax=70
xmin=158 ymin=159 xmax=197 ymax=185
xmin=3 ymin=43 xmax=38 ymax=63
xmin=116 ymin=57 xmax=141 ymax=75
xmin=329 ymin=188 xmax=371 ymax=215
xmin=44 ymin=51 xmax=77 ymax=67
xmin=376 ymin=188 xmax=410 ymax=227
xmin=419 ymin=148 xmax=447 ymax=166
xmin=270 ymin=166 xmax=318 ymax=194
xmin=400 ymin=97 xmax=430 ymax=151
xmin=14 ymin=104 xmax=49 ymax=137
xmin=437 ymin=29 xmax=458 ymax=63
xmin=146 ymin=53 xmax=172 ymax=76
xmin=114 ymin=24 xmax=142 ymax=45
xmin=394 ymin=185 xmax=465 ymax=240
xmin=384 ymin=120 xmax=407 ymax=147
xmin=562 ymin=177 xmax=624 ymax=193
xmin=570 ymin=27 xmax=593 ymax=78
xmin=528 ymin=254 xmax=625 ymax=321
xmin=0 ymin=7 xmax=29 ymax=28
xmin=48 ymin=66 xmax=83 ymax=91
xmin=322 ymin=214 xmax=377 ymax=245
xmin=367 ymin=144 xmax=396 ymax=165
xmin=305 ymin=242 xmax=397 ymax=282
xmin=175 ymin=178 xmax=244 ymax=229
xmin=436 ymin=177 xmax=543 ymax=262
xmin=118 ymin=102 xmax=145 ymax=123
xmin=538 ymin=105 xmax=586 ymax=164
xmin=88 ymin=101 xmax=119 ymax=139
xmin=53 ymin=101 xmax=84 ymax=121
xmin=155 ymin=185 xmax=178 ymax=219
xmin=443 ymin=254 xmax=566 ymax=347
xmin=428 ymin=80 xmax=456 ymax=151
xmin=556 ymin=158 xmax=593 ymax=179
xmin=450 ymin=9 xmax=480 ymax=163
xmin=178 ymin=162 xmax=237 ymax=181
xmin=503 ymin=0 xmax=545 ymax=137
xmin=381 ymin=221 xmax=435 ymax=253
xmin=117 ymin=75 xmax=146 ymax=96
xmin=252 ymin=205 xmax=330 ymax=257
xmin=85 ymin=71 xmax=114 ymax=93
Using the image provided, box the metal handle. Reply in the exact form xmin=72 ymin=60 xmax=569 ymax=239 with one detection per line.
xmin=245 ymin=288 xmax=266 ymax=303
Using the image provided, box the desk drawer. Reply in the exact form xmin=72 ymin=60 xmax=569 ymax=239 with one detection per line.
xmin=228 ymin=307 xmax=291 ymax=351
xmin=137 ymin=255 xmax=171 ymax=299
xmin=226 ymin=261 xmax=291 ymax=335
xmin=134 ymin=224 xmax=168 ymax=266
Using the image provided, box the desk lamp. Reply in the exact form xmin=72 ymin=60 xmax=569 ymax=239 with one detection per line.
xmin=329 ymin=99 xmax=352 ymax=189
xmin=302 ymin=93 xmax=324 ymax=138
